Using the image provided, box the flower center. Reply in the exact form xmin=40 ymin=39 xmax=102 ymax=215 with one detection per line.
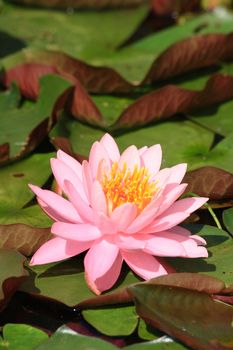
xmin=101 ymin=162 xmax=158 ymax=214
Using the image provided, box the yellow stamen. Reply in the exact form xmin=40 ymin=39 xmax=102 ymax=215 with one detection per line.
xmin=101 ymin=162 xmax=158 ymax=214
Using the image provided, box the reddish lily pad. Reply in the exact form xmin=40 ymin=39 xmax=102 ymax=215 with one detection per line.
xmin=183 ymin=166 xmax=233 ymax=201
xmin=128 ymin=283 xmax=233 ymax=350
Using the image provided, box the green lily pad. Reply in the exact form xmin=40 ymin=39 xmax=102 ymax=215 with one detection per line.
xmin=223 ymin=207 xmax=233 ymax=235
xmin=0 ymin=3 xmax=148 ymax=63
xmin=92 ymin=10 xmax=233 ymax=82
xmin=137 ymin=319 xmax=163 ymax=341
xmin=0 ymin=250 xmax=28 ymax=310
xmin=0 ymin=205 xmax=52 ymax=228
xmin=125 ymin=339 xmax=188 ymax=350
xmin=0 ymin=75 xmax=70 ymax=161
xmin=50 ymin=113 xmax=215 ymax=171
xmin=167 ymin=224 xmax=233 ymax=284
xmin=20 ymin=257 xmax=141 ymax=307
xmin=35 ymin=326 xmax=117 ymax=350
xmin=0 ymin=153 xmax=53 ymax=255
xmin=0 ymin=152 xmax=53 ymax=210
xmin=0 ymin=83 xmax=20 ymax=110
xmin=82 ymin=305 xmax=137 ymax=336
xmin=0 ymin=324 xmax=48 ymax=350
xmin=189 ymin=99 xmax=233 ymax=137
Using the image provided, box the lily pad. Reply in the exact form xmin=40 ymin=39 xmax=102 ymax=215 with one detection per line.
xmin=189 ymin=98 xmax=233 ymax=137
xmin=20 ymin=257 xmax=141 ymax=307
xmin=0 ymin=75 xmax=70 ymax=163
xmin=125 ymin=339 xmax=188 ymax=350
xmin=82 ymin=305 xmax=138 ymax=336
xmin=0 ymin=153 xmax=53 ymax=255
xmin=0 ymin=152 xmax=53 ymax=210
xmin=35 ymin=326 xmax=117 ymax=350
xmin=0 ymin=3 xmax=148 ymax=63
xmin=0 ymin=250 xmax=28 ymax=311
xmin=91 ymin=10 xmax=233 ymax=82
xmin=223 ymin=207 xmax=233 ymax=235
xmin=128 ymin=282 xmax=233 ymax=350
xmin=0 ymin=323 xmax=48 ymax=350
xmin=50 ymin=113 xmax=215 ymax=171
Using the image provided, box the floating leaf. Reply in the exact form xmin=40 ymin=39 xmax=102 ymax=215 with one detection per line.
xmin=35 ymin=326 xmax=117 ymax=350
xmin=3 ymin=52 xmax=132 ymax=95
xmin=0 ymin=324 xmax=48 ymax=350
xmin=125 ymin=338 xmax=188 ymax=349
xmin=0 ymin=223 xmax=51 ymax=256
xmin=137 ymin=319 xmax=163 ymax=341
xmin=20 ymin=257 xmax=141 ymax=307
xmin=0 ymin=152 xmax=52 ymax=209
xmin=143 ymin=32 xmax=233 ymax=84
xmin=0 ymin=153 xmax=53 ymax=255
xmin=188 ymin=98 xmax=233 ymax=137
xmin=9 ymin=0 xmax=148 ymax=9
xmin=0 ymin=3 xmax=148 ymax=64
xmin=82 ymin=306 xmax=138 ymax=336
xmin=184 ymin=166 xmax=233 ymax=200
xmin=0 ymin=250 xmax=28 ymax=311
xmin=223 ymin=207 xmax=233 ymax=235
xmin=128 ymin=283 xmax=233 ymax=350
xmin=114 ymin=74 xmax=233 ymax=128
xmin=0 ymin=75 xmax=70 ymax=164
xmin=50 ymin=113 xmax=214 ymax=171
xmin=4 ymin=63 xmax=59 ymax=100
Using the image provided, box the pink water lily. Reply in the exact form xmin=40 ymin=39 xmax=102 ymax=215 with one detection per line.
xmin=29 ymin=134 xmax=208 ymax=294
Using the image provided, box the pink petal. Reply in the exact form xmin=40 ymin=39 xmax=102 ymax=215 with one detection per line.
xmin=151 ymin=168 xmax=171 ymax=190
xmin=138 ymin=146 xmax=148 ymax=156
xmin=119 ymin=145 xmax=140 ymax=172
xmin=30 ymin=237 xmax=90 ymax=265
xmin=93 ymin=212 xmax=117 ymax=235
xmin=111 ymin=203 xmax=138 ymax=231
xmin=126 ymin=195 xmax=163 ymax=234
xmin=141 ymin=144 xmax=162 ymax=174
xmin=82 ymin=160 xmax=93 ymax=201
xmin=143 ymin=211 xmax=189 ymax=233
xmin=121 ymin=250 xmax=168 ymax=280
xmin=51 ymin=158 xmax=87 ymax=202
xmin=144 ymin=197 xmax=207 ymax=233
xmin=143 ymin=234 xmax=185 ymax=256
xmin=116 ymin=234 xmax=147 ymax=250
xmin=38 ymin=198 xmax=70 ymax=222
xmin=89 ymin=141 xmax=111 ymax=179
xmin=147 ymin=231 xmax=208 ymax=258
xmin=51 ymin=222 xmax=101 ymax=241
xmin=85 ymin=253 xmax=123 ymax=295
xmin=168 ymin=197 xmax=208 ymax=214
xmin=84 ymin=239 xmax=121 ymax=293
xmin=180 ymin=237 xmax=208 ymax=258
xmin=29 ymin=184 xmax=82 ymax=223
xmin=100 ymin=133 xmax=120 ymax=162
xmin=91 ymin=180 xmax=107 ymax=215
xmin=169 ymin=225 xmax=191 ymax=236
xmin=189 ymin=235 xmax=207 ymax=246
xmin=65 ymin=180 xmax=93 ymax=222
xmin=156 ymin=183 xmax=188 ymax=217
xmin=57 ymin=150 xmax=82 ymax=180
xmin=168 ymin=163 xmax=187 ymax=184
